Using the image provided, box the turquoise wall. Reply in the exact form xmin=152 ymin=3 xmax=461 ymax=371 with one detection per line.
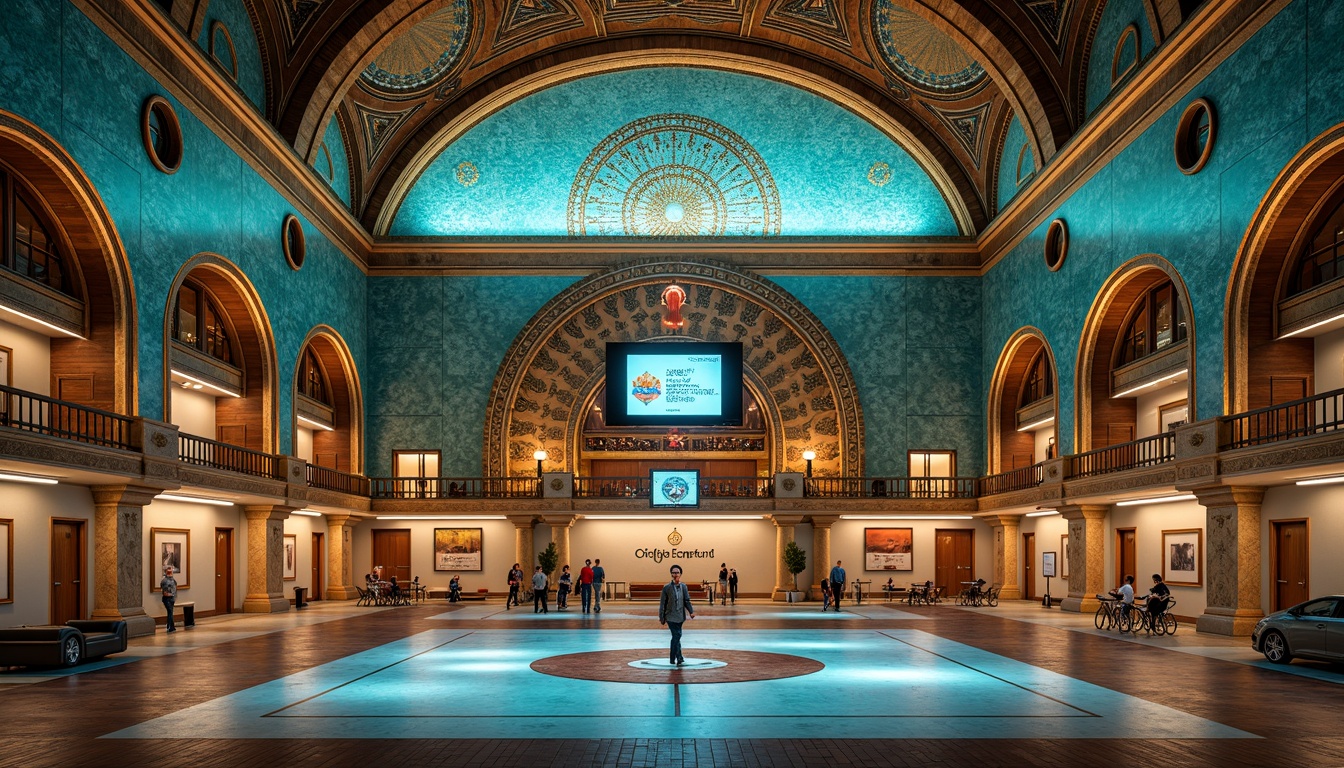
xmin=195 ymin=0 xmax=266 ymax=113
xmin=0 ymin=1 xmax=367 ymax=452
xmin=392 ymin=68 xmax=960 ymax=237
xmin=315 ymin=114 xmax=352 ymax=208
xmin=995 ymin=113 xmax=1034 ymax=212
xmin=983 ymin=0 xmax=1342 ymax=453
xmin=1085 ymin=0 xmax=1156 ymax=116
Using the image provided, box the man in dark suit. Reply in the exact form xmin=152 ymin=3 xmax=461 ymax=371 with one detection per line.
xmin=658 ymin=564 xmax=696 ymax=665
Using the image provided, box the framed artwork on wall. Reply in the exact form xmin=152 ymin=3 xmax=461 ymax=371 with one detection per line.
xmin=435 ymin=528 xmax=483 ymax=571
xmin=283 ymin=534 xmax=297 ymax=581
xmin=1042 ymin=551 xmax=1057 ymax=578
xmin=1160 ymin=400 xmax=1189 ymax=432
xmin=864 ymin=528 xmax=913 ymax=571
xmin=1060 ymin=534 xmax=1069 ymax=578
xmin=0 ymin=518 xmax=11 ymax=604
xmin=151 ymin=528 xmax=190 ymax=590
xmin=1163 ymin=529 xmax=1202 ymax=586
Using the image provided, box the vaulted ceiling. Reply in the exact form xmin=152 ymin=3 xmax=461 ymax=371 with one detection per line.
xmin=185 ymin=0 xmax=1194 ymax=236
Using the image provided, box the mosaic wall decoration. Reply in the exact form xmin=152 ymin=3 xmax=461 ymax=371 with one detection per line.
xmin=568 ymin=114 xmax=781 ymax=236
xmin=870 ymin=1 xmax=986 ymax=94
xmin=923 ymin=100 xmax=993 ymax=168
xmin=762 ymin=0 xmax=854 ymax=55
xmin=491 ymin=0 xmax=584 ymax=54
xmin=484 ymin=261 xmax=862 ymax=478
xmin=356 ymin=102 xmax=423 ymax=168
xmin=360 ymin=1 xmax=473 ymax=95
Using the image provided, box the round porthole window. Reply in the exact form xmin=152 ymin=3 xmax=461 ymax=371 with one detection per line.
xmin=141 ymin=96 xmax=183 ymax=174
xmin=1044 ymin=218 xmax=1068 ymax=272
xmin=1174 ymin=98 xmax=1215 ymax=175
xmin=282 ymin=214 xmax=306 ymax=271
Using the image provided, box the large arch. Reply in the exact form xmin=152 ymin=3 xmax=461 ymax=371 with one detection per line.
xmin=291 ymin=325 xmax=364 ymax=474
xmin=162 ymin=253 xmax=279 ymax=453
xmin=0 ymin=110 xmax=137 ymax=416
xmin=483 ymin=260 xmax=863 ymax=478
xmin=986 ymin=327 xmax=1059 ymax=474
xmin=1225 ymin=122 xmax=1344 ymax=413
xmin=1074 ymin=255 xmax=1196 ymax=453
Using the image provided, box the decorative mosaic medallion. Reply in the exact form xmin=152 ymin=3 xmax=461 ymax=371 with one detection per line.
xmin=531 ymin=649 xmax=824 ymax=684
xmin=867 ymin=161 xmax=893 ymax=187
xmin=455 ymin=160 xmax=479 ymax=187
xmin=567 ymin=114 xmax=781 ymax=236
xmin=871 ymin=1 xmax=986 ymax=93
xmin=361 ymin=1 xmax=472 ymax=94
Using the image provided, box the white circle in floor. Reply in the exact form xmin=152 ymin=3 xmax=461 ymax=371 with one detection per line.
xmin=628 ymin=657 xmax=727 ymax=670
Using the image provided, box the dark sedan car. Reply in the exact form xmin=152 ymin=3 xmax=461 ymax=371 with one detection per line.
xmin=1251 ymin=596 xmax=1344 ymax=664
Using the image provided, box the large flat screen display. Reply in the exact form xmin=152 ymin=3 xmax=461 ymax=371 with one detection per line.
xmin=650 ymin=469 xmax=700 ymax=508
xmin=605 ymin=342 xmax=743 ymax=427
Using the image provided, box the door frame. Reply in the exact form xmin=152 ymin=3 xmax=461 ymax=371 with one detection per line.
xmin=1022 ymin=532 xmax=1035 ymax=601
xmin=1270 ymin=518 xmax=1310 ymax=612
xmin=311 ymin=531 xmax=324 ymax=601
xmin=934 ymin=528 xmax=975 ymax=596
xmin=215 ymin=527 xmax=234 ymax=615
xmin=1115 ymin=527 xmax=1137 ymax=586
xmin=49 ymin=517 xmax=87 ymax=624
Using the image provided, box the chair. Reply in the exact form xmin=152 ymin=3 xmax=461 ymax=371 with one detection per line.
xmin=355 ymin=585 xmax=371 ymax=606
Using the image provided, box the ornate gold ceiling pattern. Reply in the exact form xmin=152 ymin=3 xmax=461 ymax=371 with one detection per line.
xmin=359 ymin=2 xmax=473 ymax=95
xmin=871 ymin=1 xmax=987 ymax=94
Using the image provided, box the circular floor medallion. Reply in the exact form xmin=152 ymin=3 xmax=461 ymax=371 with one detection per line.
xmin=531 ymin=649 xmax=823 ymax=684
xmin=628 ymin=657 xmax=727 ymax=670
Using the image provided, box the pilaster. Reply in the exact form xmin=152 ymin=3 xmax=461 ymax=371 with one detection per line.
xmin=809 ymin=515 xmax=837 ymax=599
xmin=324 ymin=513 xmax=360 ymax=600
xmin=508 ymin=515 xmax=536 ymax=570
xmin=1193 ymin=485 xmax=1266 ymax=636
xmin=1058 ymin=504 xmax=1109 ymax=614
xmin=90 ymin=485 xmax=161 ymax=637
xmin=542 ymin=515 xmax=578 ymax=575
xmin=982 ymin=514 xmax=1022 ymax=600
xmin=242 ymin=505 xmax=294 ymax=613
xmin=769 ymin=515 xmax=805 ymax=600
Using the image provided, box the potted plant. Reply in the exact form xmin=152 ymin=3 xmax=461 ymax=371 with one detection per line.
xmin=538 ymin=542 xmax=559 ymax=583
xmin=782 ymin=540 xmax=807 ymax=602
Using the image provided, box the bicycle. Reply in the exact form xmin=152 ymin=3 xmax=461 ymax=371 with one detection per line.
xmin=1129 ymin=598 xmax=1178 ymax=635
xmin=1093 ymin=594 xmax=1134 ymax=632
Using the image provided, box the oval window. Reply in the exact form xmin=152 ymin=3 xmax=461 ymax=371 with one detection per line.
xmin=141 ymin=96 xmax=184 ymax=174
xmin=282 ymin=214 xmax=306 ymax=271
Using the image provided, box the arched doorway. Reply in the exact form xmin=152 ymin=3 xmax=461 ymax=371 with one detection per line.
xmin=291 ymin=326 xmax=363 ymax=473
xmin=986 ymin=328 xmax=1058 ymax=474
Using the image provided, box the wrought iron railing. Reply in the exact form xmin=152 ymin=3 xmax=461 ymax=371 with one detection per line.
xmin=700 ymin=477 xmax=773 ymax=498
xmin=369 ymin=476 xmax=540 ymax=499
xmin=0 ymin=383 xmax=133 ymax=450
xmin=978 ymin=463 xmax=1045 ymax=496
xmin=307 ymin=464 xmax=370 ymax=496
xmin=178 ymin=433 xmax=282 ymax=479
xmin=804 ymin=476 xmax=977 ymax=499
xmin=1070 ymin=432 xmax=1174 ymax=479
xmin=1222 ymin=386 xmax=1344 ymax=450
xmin=575 ymin=476 xmax=650 ymax=498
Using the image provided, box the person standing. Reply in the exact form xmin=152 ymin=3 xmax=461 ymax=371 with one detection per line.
xmin=828 ymin=560 xmax=846 ymax=612
xmin=579 ymin=559 xmax=595 ymax=613
xmin=718 ymin=563 xmax=729 ymax=606
xmin=658 ymin=564 xmax=696 ymax=665
xmin=557 ymin=565 xmax=572 ymax=610
xmin=507 ymin=563 xmax=524 ymax=609
xmin=820 ymin=577 xmax=832 ymax=611
xmin=728 ymin=568 xmax=738 ymax=605
xmin=592 ymin=558 xmax=606 ymax=613
xmin=532 ymin=566 xmax=549 ymax=614
xmin=160 ymin=565 xmax=178 ymax=633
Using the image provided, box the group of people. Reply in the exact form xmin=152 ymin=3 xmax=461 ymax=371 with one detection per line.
xmin=821 ymin=560 xmax=847 ymax=611
xmin=1111 ymin=573 xmax=1172 ymax=627
xmin=507 ymin=558 xmax=608 ymax=614
xmin=716 ymin=564 xmax=739 ymax=605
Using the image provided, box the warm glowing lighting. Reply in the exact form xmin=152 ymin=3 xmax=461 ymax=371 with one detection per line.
xmin=838 ymin=515 xmax=974 ymax=520
xmin=291 ymin=509 xmax=322 ymax=516
xmin=1295 ymin=475 xmax=1344 ymax=486
xmin=170 ymin=369 xmax=241 ymax=398
xmin=1025 ymin=509 xmax=1058 ymax=517
xmin=0 ymin=303 xmax=84 ymax=338
xmin=1113 ymin=369 xmax=1188 ymax=398
xmin=155 ymin=493 xmax=234 ymax=506
xmin=376 ymin=515 xmax=509 ymax=520
xmin=802 ymin=450 xmax=816 ymax=461
xmin=586 ymin=515 xmax=766 ymax=520
xmin=1017 ymin=416 xmax=1055 ymax=432
xmin=1114 ymin=494 xmax=1197 ymax=507
xmin=297 ymin=414 xmax=334 ymax=431
xmin=533 ymin=449 xmax=548 ymax=461
xmin=0 ymin=471 xmax=59 ymax=485
xmin=1279 ymin=310 xmax=1344 ymax=338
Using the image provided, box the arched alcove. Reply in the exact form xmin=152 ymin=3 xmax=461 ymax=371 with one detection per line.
xmin=987 ymin=327 xmax=1058 ymax=473
xmin=291 ymin=325 xmax=363 ymax=473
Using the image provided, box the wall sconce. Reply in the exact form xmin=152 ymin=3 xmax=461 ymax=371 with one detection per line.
xmin=533 ymin=449 xmax=548 ymax=478
xmin=802 ymin=449 xmax=816 ymax=478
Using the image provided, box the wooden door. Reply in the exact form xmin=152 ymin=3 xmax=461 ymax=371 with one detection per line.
xmin=1272 ymin=520 xmax=1309 ymax=610
xmin=215 ymin=528 xmax=233 ymax=615
xmin=1116 ymin=528 xmax=1136 ymax=586
xmin=1022 ymin=533 xmax=1035 ymax=601
xmin=311 ymin=532 xmax=324 ymax=601
xmin=935 ymin=529 xmax=974 ymax=598
xmin=50 ymin=519 xmax=85 ymax=624
xmin=372 ymin=530 xmax=412 ymax=585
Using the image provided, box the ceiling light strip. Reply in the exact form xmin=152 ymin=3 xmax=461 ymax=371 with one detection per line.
xmin=1113 ymin=369 xmax=1189 ymax=398
xmin=1114 ymin=494 xmax=1197 ymax=507
xmin=0 ymin=471 xmax=59 ymax=485
xmin=155 ymin=493 xmax=235 ymax=506
xmin=170 ymin=369 xmax=242 ymax=398
xmin=297 ymin=414 xmax=335 ymax=431
xmin=0 ymin=303 xmax=84 ymax=339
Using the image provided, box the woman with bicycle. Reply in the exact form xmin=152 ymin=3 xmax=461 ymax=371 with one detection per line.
xmin=1144 ymin=574 xmax=1170 ymax=621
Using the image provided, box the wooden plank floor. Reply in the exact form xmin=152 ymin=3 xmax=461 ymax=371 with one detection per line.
xmin=1 ymin=602 xmax=1341 ymax=767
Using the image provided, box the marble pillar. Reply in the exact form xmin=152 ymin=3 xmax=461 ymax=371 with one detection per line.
xmin=983 ymin=514 xmax=1023 ymax=600
xmin=770 ymin=515 xmax=804 ymax=600
xmin=242 ymin=505 xmax=293 ymax=613
xmin=1194 ymin=486 xmax=1266 ymax=636
xmin=90 ymin=485 xmax=160 ymax=637
xmin=325 ymin=513 xmax=360 ymax=600
xmin=543 ymin=515 xmax=577 ymax=576
xmin=509 ymin=515 xmax=536 ymax=571
xmin=1059 ymin=504 xmax=1109 ymax=614
xmin=810 ymin=515 xmax=837 ymax=600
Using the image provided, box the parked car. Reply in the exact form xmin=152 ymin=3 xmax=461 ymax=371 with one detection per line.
xmin=1251 ymin=596 xmax=1344 ymax=664
xmin=0 ymin=621 xmax=128 ymax=667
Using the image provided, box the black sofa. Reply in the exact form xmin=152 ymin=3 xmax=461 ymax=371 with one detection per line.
xmin=0 ymin=620 xmax=128 ymax=667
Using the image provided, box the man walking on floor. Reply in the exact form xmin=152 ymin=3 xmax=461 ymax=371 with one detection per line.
xmin=579 ymin=559 xmax=595 ymax=613
xmin=160 ymin=565 xmax=178 ymax=633
xmin=532 ymin=566 xmax=549 ymax=613
xmin=829 ymin=560 xmax=846 ymax=612
xmin=592 ymin=558 xmax=606 ymax=613
xmin=658 ymin=564 xmax=696 ymax=665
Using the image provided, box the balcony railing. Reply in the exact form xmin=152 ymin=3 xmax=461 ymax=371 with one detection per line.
xmin=1070 ymin=432 xmax=1174 ymax=479
xmin=307 ymin=464 xmax=370 ymax=496
xmin=1222 ymin=386 xmax=1344 ymax=450
xmin=805 ymin=476 xmax=977 ymax=499
xmin=978 ymin=463 xmax=1045 ymax=496
xmin=0 ymin=384 xmax=133 ymax=450
xmin=369 ymin=477 xmax=540 ymax=499
xmin=178 ymin=433 xmax=282 ymax=480
xmin=575 ymin=476 xmax=651 ymax=498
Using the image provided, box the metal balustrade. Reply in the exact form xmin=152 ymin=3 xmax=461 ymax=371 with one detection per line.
xmin=1069 ymin=432 xmax=1174 ymax=479
xmin=307 ymin=464 xmax=370 ymax=496
xmin=369 ymin=477 xmax=540 ymax=499
xmin=1222 ymin=386 xmax=1344 ymax=450
xmin=977 ymin=463 xmax=1045 ymax=496
xmin=0 ymin=384 xmax=133 ymax=450
xmin=178 ymin=433 xmax=282 ymax=479
xmin=574 ymin=476 xmax=651 ymax=498
xmin=804 ymin=476 xmax=977 ymax=499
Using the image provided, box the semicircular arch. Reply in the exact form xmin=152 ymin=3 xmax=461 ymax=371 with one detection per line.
xmin=293 ymin=324 xmax=365 ymax=474
xmin=986 ymin=327 xmax=1059 ymax=474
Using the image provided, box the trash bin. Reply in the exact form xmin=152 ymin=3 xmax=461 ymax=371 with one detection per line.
xmin=293 ymin=586 xmax=307 ymax=609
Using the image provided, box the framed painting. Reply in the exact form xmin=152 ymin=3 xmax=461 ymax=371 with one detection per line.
xmin=864 ymin=528 xmax=913 ymax=571
xmin=1163 ymin=528 xmax=1202 ymax=586
xmin=435 ymin=528 xmax=483 ymax=571
xmin=0 ymin=518 xmax=11 ymax=604
xmin=1160 ymin=400 xmax=1189 ymax=432
xmin=151 ymin=528 xmax=190 ymax=590
xmin=1060 ymin=534 xmax=1069 ymax=578
xmin=283 ymin=534 xmax=297 ymax=581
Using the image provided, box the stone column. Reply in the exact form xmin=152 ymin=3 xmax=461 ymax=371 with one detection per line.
xmin=769 ymin=515 xmax=805 ymax=601
xmin=543 ymin=515 xmax=578 ymax=575
xmin=90 ymin=485 xmax=161 ymax=637
xmin=1194 ymin=486 xmax=1266 ymax=636
xmin=983 ymin=514 xmax=1023 ymax=600
xmin=508 ymin=515 xmax=536 ymax=571
xmin=1058 ymin=504 xmax=1109 ymax=614
xmin=243 ymin=505 xmax=294 ymax=613
xmin=810 ymin=515 xmax=838 ymax=600
xmin=325 ymin=513 xmax=360 ymax=600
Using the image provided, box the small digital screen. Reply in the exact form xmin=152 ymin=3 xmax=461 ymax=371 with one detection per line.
xmin=650 ymin=469 xmax=700 ymax=508
xmin=605 ymin=342 xmax=743 ymax=427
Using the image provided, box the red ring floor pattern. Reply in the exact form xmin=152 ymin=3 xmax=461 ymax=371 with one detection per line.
xmin=530 ymin=648 xmax=824 ymax=683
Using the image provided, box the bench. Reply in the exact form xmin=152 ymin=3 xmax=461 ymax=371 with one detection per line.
xmin=0 ymin=620 xmax=128 ymax=667
xmin=628 ymin=582 xmax=709 ymax=601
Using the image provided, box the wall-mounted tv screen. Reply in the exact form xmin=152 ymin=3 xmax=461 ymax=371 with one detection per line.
xmin=651 ymin=469 xmax=700 ymax=508
xmin=605 ymin=342 xmax=743 ymax=427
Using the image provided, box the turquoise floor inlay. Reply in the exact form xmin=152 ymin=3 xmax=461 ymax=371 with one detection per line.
xmin=104 ymin=629 xmax=1254 ymax=740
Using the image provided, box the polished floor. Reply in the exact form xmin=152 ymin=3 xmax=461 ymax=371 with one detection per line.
xmin=2 ymin=597 xmax=1342 ymax=766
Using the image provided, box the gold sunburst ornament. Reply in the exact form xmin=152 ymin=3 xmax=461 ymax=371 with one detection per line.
xmin=868 ymin=161 xmax=893 ymax=187
xmin=667 ymin=529 xmax=683 ymax=546
xmin=455 ymin=161 xmax=479 ymax=187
